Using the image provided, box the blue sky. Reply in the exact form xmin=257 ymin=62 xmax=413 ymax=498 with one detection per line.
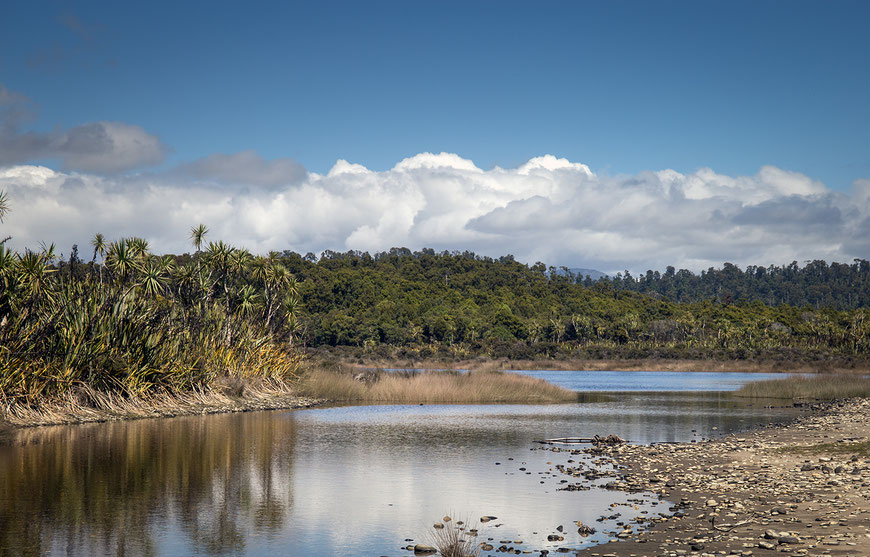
xmin=2 ymin=0 xmax=869 ymax=187
xmin=1 ymin=1 xmax=869 ymax=271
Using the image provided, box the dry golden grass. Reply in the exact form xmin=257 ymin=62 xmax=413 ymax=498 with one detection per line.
xmin=429 ymin=516 xmax=482 ymax=557
xmin=0 ymin=378 xmax=318 ymax=427
xmin=298 ymin=367 xmax=578 ymax=403
xmin=736 ymin=374 xmax=870 ymax=400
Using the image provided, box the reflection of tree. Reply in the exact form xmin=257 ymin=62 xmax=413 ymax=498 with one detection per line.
xmin=0 ymin=412 xmax=296 ymax=556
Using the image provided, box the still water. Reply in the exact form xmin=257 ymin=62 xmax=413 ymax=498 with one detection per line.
xmin=0 ymin=371 xmax=799 ymax=556
xmin=506 ymin=369 xmax=790 ymax=391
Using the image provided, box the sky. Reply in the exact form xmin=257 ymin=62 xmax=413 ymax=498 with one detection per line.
xmin=1 ymin=0 xmax=869 ymax=273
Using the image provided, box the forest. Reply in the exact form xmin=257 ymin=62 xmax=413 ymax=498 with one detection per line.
xmin=599 ymin=259 xmax=870 ymax=309
xmin=268 ymin=248 xmax=870 ymax=364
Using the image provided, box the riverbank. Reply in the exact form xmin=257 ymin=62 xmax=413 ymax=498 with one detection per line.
xmin=0 ymin=379 xmax=321 ymax=429
xmin=572 ymin=397 xmax=870 ymax=557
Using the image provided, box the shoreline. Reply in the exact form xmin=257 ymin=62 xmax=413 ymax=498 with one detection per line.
xmin=0 ymin=382 xmax=322 ymax=430
xmin=570 ymin=398 xmax=870 ymax=556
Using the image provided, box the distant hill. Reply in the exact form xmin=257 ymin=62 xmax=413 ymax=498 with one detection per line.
xmin=569 ymin=267 xmax=608 ymax=280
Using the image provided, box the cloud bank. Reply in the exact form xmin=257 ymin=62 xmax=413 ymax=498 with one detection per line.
xmin=1 ymin=152 xmax=868 ymax=273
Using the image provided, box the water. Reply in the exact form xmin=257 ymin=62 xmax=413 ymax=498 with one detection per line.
xmin=506 ymin=369 xmax=792 ymax=391
xmin=0 ymin=371 xmax=800 ymax=556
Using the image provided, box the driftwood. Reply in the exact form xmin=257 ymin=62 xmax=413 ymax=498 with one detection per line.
xmin=536 ymin=434 xmax=626 ymax=445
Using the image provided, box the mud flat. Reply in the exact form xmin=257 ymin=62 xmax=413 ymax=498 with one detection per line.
xmin=574 ymin=398 xmax=870 ymax=557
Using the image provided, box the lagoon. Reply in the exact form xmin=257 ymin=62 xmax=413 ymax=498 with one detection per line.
xmin=0 ymin=371 xmax=801 ymax=556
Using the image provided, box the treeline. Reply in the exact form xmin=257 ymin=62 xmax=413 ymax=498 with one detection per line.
xmin=602 ymin=260 xmax=870 ymax=310
xmin=260 ymin=248 xmax=870 ymax=363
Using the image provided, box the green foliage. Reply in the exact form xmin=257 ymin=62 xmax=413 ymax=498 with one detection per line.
xmin=607 ymin=260 xmax=870 ymax=309
xmin=274 ymin=249 xmax=870 ymax=362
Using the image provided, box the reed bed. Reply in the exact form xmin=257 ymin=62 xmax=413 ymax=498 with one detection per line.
xmin=735 ymin=374 xmax=870 ymax=400
xmin=0 ymin=378 xmax=315 ymax=427
xmin=298 ymin=367 xmax=578 ymax=403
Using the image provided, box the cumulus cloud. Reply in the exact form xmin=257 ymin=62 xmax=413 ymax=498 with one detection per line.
xmin=0 ymin=83 xmax=167 ymax=173
xmin=0 ymin=151 xmax=867 ymax=273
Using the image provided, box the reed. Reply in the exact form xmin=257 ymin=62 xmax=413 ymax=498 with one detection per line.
xmin=297 ymin=366 xmax=578 ymax=403
xmin=429 ymin=521 xmax=481 ymax=557
xmin=735 ymin=374 xmax=870 ymax=400
xmin=0 ymin=378 xmax=313 ymax=427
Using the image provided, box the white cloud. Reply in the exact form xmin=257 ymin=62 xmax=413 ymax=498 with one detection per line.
xmin=0 ymin=154 xmax=867 ymax=273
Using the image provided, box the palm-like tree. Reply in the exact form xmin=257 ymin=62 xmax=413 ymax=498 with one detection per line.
xmin=17 ymin=249 xmax=56 ymax=303
xmin=91 ymin=233 xmax=107 ymax=286
xmin=139 ymin=259 xmax=168 ymax=298
xmin=205 ymin=240 xmax=236 ymax=344
xmin=0 ymin=190 xmax=9 ymax=223
xmin=0 ymin=245 xmax=16 ymax=285
xmin=127 ymin=237 xmax=150 ymax=260
xmin=236 ymin=285 xmax=259 ymax=318
xmin=190 ymin=224 xmax=209 ymax=253
xmin=106 ymin=240 xmax=137 ymax=285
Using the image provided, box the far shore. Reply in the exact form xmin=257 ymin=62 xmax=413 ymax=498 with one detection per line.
xmin=325 ymin=356 xmax=870 ymax=375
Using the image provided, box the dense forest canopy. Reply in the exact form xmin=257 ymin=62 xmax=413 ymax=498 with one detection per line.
xmin=221 ymin=247 xmax=870 ymax=362
xmin=603 ymin=259 xmax=870 ymax=310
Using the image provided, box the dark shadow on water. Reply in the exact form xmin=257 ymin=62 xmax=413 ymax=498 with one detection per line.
xmin=0 ymin=412 xmax=297 ymax=557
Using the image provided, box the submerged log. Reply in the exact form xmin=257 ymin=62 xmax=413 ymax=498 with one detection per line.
xmin=536 ymin=434 xmax=626 ymax=445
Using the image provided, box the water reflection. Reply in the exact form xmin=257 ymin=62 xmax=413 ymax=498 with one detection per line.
xmin=0 ymin=413 xmax=296 ymax=557
xmin=0 ymin=391 xmax=801 ymax=556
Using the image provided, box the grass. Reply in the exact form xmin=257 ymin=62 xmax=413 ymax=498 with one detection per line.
xmin=776 ymin=440 xmax=870 ymax=457
xmin=0 ymin=377 xmax=315 ymax=427
xmin=429 ymin=516 xmax=482 ymax=557
xmin=297 ymin=366 xmax=579 ymax=403
xmin=735 ymin=374 xmax=870 ymax=400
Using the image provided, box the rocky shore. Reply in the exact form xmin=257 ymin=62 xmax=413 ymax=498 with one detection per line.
xmin=571 ymin=398 xmax=870 ymax=557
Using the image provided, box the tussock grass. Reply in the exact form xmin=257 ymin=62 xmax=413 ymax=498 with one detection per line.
xmin=429 ymin=516 xmax=482 ymax=557
xmin=736 ymin=374 xmax=870 ymax=400
xmin=298 ymin=367 xmax=578 ymax=403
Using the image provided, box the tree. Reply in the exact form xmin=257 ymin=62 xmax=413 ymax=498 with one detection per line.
xmin=91 ymin=233 xmax=107 ymax=286
xmin=0 ymin=190 xmax=9 ymax=222
xmin=190 ymin=224 xmax=209 ymax=253
xmin=0 ymin=190 xmax=9 ymax=246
